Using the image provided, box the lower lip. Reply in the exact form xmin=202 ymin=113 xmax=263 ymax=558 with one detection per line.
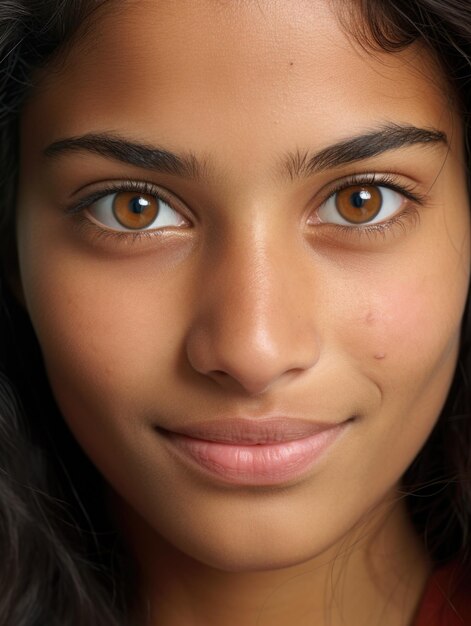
xmin=161 ymin=422 xmax=351 ymax=486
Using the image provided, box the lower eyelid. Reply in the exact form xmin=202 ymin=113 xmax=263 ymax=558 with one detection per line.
xmin=69 ymin=211 xmax=179 ymax=247
xmin=318 ymin=205 xmax=421 ymax=243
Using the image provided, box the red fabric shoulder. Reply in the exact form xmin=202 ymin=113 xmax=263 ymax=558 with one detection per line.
xmin=412 ymin=559 xmax=471 ymax=626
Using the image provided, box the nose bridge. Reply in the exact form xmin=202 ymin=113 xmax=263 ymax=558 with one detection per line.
xmin=215 ymin=227 xmax=281 ymax=337
xmin=185 ymin=221 xmax=320 ymax=394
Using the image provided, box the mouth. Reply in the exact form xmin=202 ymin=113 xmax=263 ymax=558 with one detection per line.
xmin=158 ymin=416 xmax=352 ymax=443
xmin=157 ymin=417 xmax=355 ymax=486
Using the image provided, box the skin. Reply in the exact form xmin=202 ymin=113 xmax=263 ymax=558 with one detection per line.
xmin=13 ymin=0 xmax=471 ymax=624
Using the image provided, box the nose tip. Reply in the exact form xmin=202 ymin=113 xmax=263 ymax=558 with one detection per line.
xmin=185 ymin=321 xmax=320 ymax=396
xmin=184 ymin=230 xmax=321 ymax=396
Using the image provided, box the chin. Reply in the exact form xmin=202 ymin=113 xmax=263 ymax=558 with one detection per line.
xmin=173 ymin=531 xmax=327 ymax=574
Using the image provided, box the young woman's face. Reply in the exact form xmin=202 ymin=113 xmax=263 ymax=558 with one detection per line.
xmin=15 ymin=0 xmax=470 ymax=573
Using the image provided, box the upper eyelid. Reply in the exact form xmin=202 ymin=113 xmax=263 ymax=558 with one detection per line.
xmin=66 ymin=180 xmax=182 ymax=215
xmin=66 ymin=172 xmax=426 ymax=220
xmin=317 ymin=173 xmax=427 ymax=209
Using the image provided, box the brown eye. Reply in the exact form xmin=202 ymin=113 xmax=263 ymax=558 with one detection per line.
xmin=316 ymin=181 xmax=405 ymax=230
xmin=335 ymin=185 xmax=382 ymax=224
xmin=86 ymin=187 xmax=187 ymax=232
xmin=112 ymin=192 xmax=160 ymax=229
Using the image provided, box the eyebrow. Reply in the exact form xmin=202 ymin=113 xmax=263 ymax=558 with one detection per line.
xmin=44 ymin=134 xmax=207 ymax=181
xmin=43 ymin=123 xmax=448 ymax=182
xmin=282 ymin=123 xmax=448 ymax=180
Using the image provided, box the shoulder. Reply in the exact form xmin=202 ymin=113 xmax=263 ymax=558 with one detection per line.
xmin=412 ymin=559 xmax=471 ymax=626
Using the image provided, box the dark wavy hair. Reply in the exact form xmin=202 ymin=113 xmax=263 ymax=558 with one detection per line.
xmin=1 ymin=1 xmax=471 ymax=624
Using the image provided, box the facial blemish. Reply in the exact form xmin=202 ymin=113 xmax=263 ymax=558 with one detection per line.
xmin=374 ymin=353 xmax=386 ymax=360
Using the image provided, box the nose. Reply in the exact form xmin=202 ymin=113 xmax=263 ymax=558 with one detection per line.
xmin=185 ymin=227 xmax=321 ymax=395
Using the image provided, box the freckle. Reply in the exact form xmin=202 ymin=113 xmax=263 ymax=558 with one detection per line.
xmin=289 ymin=61 xmax=294 ymax=66
xmin=374 ymin=353 xmax=386 ymax=360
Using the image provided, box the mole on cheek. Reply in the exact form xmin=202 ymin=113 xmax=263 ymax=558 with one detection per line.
xmin=365 ymin=310 xmax=376 ymax=326
xmin=363 ymin=309 xmax=386 ymax=360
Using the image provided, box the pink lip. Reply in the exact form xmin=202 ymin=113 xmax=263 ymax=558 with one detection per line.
xmin=162 ymin=417 xmax=345 ymax=443
xmin=159 ymin=417 xmax=353 ymax=486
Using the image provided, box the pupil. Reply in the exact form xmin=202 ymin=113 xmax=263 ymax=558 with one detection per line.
xmin=129 ymin=196 xmax=150 ymax=214
xmin=351 ymin=190 xmax=370 ymax=209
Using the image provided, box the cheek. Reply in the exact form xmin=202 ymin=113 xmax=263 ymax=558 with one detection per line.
xmin=341 ymin=246 xmax=469 ymax=426
xmin=367 ymin=281 xmax=463 ymax=372
xmin=17 ymin=239 xmax=192 ymax=426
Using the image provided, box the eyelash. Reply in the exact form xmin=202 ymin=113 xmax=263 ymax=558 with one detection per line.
xmin=66 ymin=180 xmax=182 ymax=245
xmin=65 ymin=174 xmax=426 ymax=245
xmin=319 ymin=172 xmax=425 ymax=241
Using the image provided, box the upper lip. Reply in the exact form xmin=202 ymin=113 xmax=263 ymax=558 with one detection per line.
xmin=161 ymin=417 xmax=345 ymax=444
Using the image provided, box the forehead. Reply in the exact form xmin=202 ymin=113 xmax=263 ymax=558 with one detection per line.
xmin=23 ymin=0 xmax=454 ymax=173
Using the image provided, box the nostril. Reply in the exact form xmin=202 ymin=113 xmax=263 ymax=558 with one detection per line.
xmin=208 ymin=370 xmax=235 ymax=384
xmin=206 ymin=369 xmax=271 ymax=395
xmin=211 ymin=370 xmax=253 ymax=390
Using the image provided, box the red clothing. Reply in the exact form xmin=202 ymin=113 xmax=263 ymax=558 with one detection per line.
xmin=412 ymin=560 xmax=471 ymax=625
